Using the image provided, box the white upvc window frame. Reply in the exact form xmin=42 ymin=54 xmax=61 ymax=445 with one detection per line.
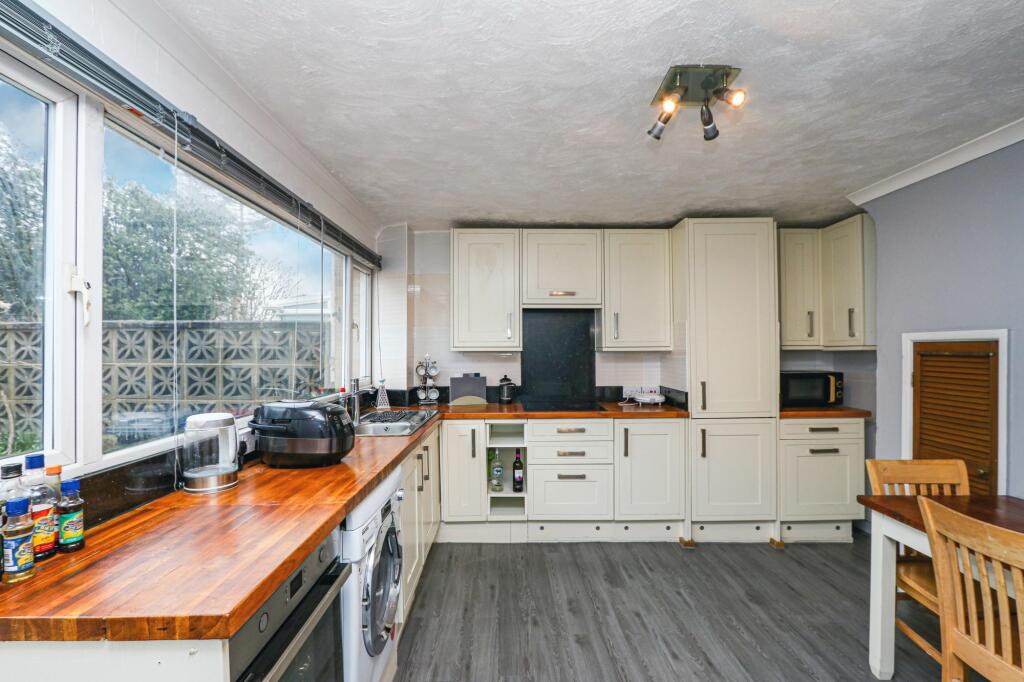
xmin=0 ymin=49 xmax=80 ymax=469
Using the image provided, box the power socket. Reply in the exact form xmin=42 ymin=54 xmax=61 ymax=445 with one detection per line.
xmin=622 ymin=386 xmax=643 ymax=399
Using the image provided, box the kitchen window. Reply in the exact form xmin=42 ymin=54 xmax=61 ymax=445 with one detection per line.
xmin=0 ymin=49 xmax=374 ymax=473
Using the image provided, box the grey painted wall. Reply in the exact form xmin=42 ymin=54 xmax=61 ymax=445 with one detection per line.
xmin=866 ymin=140 xmax=1023 ymax=494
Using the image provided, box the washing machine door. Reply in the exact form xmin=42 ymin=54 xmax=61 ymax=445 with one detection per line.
xmin=362 ymin=511 xmax=402 ymax=656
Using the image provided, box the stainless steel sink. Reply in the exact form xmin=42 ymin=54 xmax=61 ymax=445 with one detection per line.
xmin=354 ymin=409 xmax=437 ymax=436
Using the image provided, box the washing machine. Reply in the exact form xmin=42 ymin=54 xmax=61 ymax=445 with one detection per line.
xmin=341 ymin=468 xmax=403 ymax=682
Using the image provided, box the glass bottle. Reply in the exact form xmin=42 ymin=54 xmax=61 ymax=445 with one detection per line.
xmin=57 ymin=479 xmax=85 ymax=553
xmin=512 ymin=449 xmax=524 ymax=493
xmin=2 ymin=496 xmax=36 ymax=584
xmin=489 ymin=449 xmax=504 ymax=492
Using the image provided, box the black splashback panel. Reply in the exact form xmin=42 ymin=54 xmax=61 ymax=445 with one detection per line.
xmin=522 ymin=309 xmax=596 ymax=400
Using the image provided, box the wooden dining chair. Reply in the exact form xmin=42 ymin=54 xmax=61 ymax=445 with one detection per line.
xmin=920 ymin=496 xmax=1024 ymax=681
xmin=865 ymin=459 xmax=971 ymax=663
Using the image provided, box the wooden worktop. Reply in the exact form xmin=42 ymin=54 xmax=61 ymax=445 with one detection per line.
xmin=0 ymin=415 xmax=441 ymax=642
xmin=435 ymin=401 xmax=689 ymax=419
xmin=779 ymin=406 xmax=872 ymax=419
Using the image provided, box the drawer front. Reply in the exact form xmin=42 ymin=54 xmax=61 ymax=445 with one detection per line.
xmin=528 ymin=442 xmax=613 ymax=464
xmin=527 ymin=419 xmax=613 ymax=442
xmin=779 ymin=440 xmax=864 ymax=521
xmin=527 ymin=465 xmax=613 ymax=519
xmin=779 ymin=419 xmax=864 ymax=440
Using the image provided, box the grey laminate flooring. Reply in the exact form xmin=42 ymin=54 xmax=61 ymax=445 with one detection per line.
xmin=395 ymin=535 xmax=939 ymax=681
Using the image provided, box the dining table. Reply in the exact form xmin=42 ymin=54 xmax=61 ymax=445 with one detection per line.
xmin=857 ymin=494 xmax=1024 ymax=679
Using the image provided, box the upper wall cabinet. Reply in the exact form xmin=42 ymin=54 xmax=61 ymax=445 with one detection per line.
xmin=522 ymin=229 xmax=602 ymax=306
xmin=451 ymin=228 xmax=521 ymax=350
xmin=778 ymin=229 xmax=821 ymax=347
xmin=819 ymin=214 xmax=876 ymax=348
xmin=687 ymin=218 xmax=778 ymax=417
xmin=600 ymin=230 xmax=672 ymax=350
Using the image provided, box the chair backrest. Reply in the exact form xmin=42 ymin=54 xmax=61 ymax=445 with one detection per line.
xmin=919 ymin=497 xmax=1024 ymax=681
xmin=866 ymin=459 xmax=971 ymax=496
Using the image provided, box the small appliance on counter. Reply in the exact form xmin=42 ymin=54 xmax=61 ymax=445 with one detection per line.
xmin=497 ymin=375 xmax=517 ymax=404
xmin=780 ymin=370 xmax=844 ymax=408
xmin=631 ymin=392 xmax=666 ymax=405
xmin=250 ymin=396 xmax=355 ymax=468
xmin=182 ymin=412 xmax=239 ymax=493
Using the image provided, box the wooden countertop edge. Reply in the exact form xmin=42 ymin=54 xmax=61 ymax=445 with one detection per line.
xmin=857 ymin=494 xmax=925 ymax=531
xmin=779 ymin=407 xmax=872 ymax=419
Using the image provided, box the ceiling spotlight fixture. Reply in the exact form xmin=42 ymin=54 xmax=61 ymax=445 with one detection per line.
xmin=646 ymin=64 xmax=744 ymax=141
xmin=700 ymin=102 xmax=719 ymax=141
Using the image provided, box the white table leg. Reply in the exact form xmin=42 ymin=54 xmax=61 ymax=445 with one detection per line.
xmin=869 ymin=511 xmax=897 ymax=679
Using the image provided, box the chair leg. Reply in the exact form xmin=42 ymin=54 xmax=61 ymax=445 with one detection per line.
xmin=895 ymin=617 xmax=941 ymax=663
xmin=941 ymin=651 xmax=965 ymax=682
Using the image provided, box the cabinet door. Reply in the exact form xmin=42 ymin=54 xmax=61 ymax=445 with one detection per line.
xmin=441 ymin=421 xmax=486 ymax=521
xmin=779 ymin=229 xmax=820 ymax=347
xmin=399 ymin=456 xmax=422 ymax=607
xmin=689 ymin=219 xmax=778 ymax=416
xmin=603 ymin=230 xmax=672 ymax=349
xmin=451 ymin=229 xmax=520 ymax=349
xmin=820 ymin=216 xmax=865 ymax=347
xmin=614 ymin=420 xmax=685 ymax=520
xmin=522 ymin=229 xmax=602 ymax=305
xmin=527 ymin=465 xmax=614 ymax=519
xmin=779 ymin=440 xmax=864 ymax=520
xmin=422 ymin=428 xmax=441 ymax=547
xmin=691 ymin=419 xmax=777 ymax=520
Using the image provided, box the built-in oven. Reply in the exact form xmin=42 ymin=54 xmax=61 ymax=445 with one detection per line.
xmin=232 ymin=529 xmax=350 ymax=682
xmin=780 ymin=371 xmax=844 ymax=408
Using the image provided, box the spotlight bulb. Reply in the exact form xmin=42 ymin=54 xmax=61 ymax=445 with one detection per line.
xmin=700 ymin=103 xmax=719 ymax=141
xmin=720 ymin=87 xmax=747 ymax=109
xmin=647 ymin=109 xmax=674 ymax=140
xmin=661 ymin=93 xmax=680 ymax=114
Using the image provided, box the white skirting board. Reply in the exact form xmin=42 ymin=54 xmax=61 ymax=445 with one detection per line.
xmin=438 ymin=520 xmax=854 ymax=544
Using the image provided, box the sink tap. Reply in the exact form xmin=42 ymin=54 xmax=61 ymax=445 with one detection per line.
xmin=347 ymin=378 xmax=375 ymax=426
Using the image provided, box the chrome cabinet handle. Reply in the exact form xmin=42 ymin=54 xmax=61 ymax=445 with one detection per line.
xmin=809 ymin=426 xmax=840 ymax=433
xmin=809 ymin=448 xmax=840 ymax=454
xmin=470 ymin=428 xmax=476 ymax=457
xmin=623 ymin=427 xmax=629 ymax=457
xmin=807 ymin=310 xmax=814 ymax=338
xmin=506 ymin=312 xmax=513 ymax=339
xmin=700 ymin=381 xmax=707 ymax=411
xmin=416 ymin=452 xmax=424 ymax=492
xmin=549 ymin=290 xmax=576 ymax=297
xmin=557 ymin=473 xmax=586 ymax=480
xmin=557 ymin=450 xmax=586 ymax=457
xmin=422 ymin=445 xmax=430 ymax=480
xmin=848 ymin=307 xmax=855 ymax=338
xmin=700 ymin=428 xmax=707 ymax=458
xmin=613 ymin=312 xmax=619 ymax=339
xmin=556 ymin=427 xmax=586 ymax=434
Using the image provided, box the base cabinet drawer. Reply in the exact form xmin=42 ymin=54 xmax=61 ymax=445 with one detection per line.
xmin=528 ymin=442 xmax=613 ymax=464
xmin=779 ymin=440 xmax=865 ymax=520
xmin=779 ymin=419 xmax=864 ymax=440
xmin=527 ymin=465 xmax=613 ymax=519
xmin=527 ymin=419 xmax=613 ymax=442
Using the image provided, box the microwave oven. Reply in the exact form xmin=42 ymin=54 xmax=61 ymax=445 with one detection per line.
xmin=780 ymin=371 xmax=843 ymax=408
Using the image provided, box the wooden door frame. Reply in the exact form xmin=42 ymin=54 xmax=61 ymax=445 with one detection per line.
xmin=900 ymin=329 xmax=1008 ymax=494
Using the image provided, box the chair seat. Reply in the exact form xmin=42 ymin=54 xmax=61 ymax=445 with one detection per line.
xmin=896 ymin=560 xmax=939 ymax=614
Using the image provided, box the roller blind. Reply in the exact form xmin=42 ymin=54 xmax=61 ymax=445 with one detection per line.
xmin=912 ymin=340 xmax=998 ymax=494
xmin=0 ymin=0 xmax=381 ymax=268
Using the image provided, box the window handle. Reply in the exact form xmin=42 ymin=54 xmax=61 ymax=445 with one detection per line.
xmin=65 ymin=264 xmax=92 ymax=327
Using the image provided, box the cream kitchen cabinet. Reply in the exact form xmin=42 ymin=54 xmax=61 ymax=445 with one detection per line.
xmin=399 ymin=453 xmax=423 ymax=608
xmin=687 ymin=218 xmax=779 ymax=417
xmin=779 ymin=418 xmax=865 ymax=521
xmin=691 ymin=418 xmax=777 ymax=520
xmin=600 ymin=229 xmax=672 ymax=350
xmin=420 ymin=426 xmax=441 ymax=546
xmin=440 ymin=420 xmax=486 ymax=522
xmin=528 ymin=465 xmax=614 ymax=520
xmin=819 ymin=214 xmax=876 ymax=348
xmin=614 ymin=419 xmax=686 ymax=520
xmin=778 ymin=229 xmax=820 ymax=348
xmin=450 ymin=228 xmax=521 ymax=350
xmin=522 ymin=229 xmax=602 ymax=306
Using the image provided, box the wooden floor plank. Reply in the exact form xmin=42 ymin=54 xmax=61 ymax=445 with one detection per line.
xmin=396 ymin=535 xmax=938 ymax=681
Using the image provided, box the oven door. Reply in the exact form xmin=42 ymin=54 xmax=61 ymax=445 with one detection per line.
xmin=363 ymin=511 xmax=402 ymax=656
xmin=237 ymin=560 xmax=350 ymax=682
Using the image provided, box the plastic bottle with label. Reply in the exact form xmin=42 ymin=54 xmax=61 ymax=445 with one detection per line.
xmin=24 ymin=454 xmax=57 ymax=561
xmin=2 ymin=496 xmax=36 ymax=584
xmin=57 ymin=479 xmax=85 ymax=553
xmin=45 ymin=464 xmax=62 ymax=498
xmin=0 ymin=463 xmax=24 ymax=526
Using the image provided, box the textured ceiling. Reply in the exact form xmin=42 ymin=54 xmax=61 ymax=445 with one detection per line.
xmin=156 ymin=0 xmax=1024 ymax=229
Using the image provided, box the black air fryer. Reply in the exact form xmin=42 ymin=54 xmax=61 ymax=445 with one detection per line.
xmin=249 ymin=398 xmax=355 ymax=468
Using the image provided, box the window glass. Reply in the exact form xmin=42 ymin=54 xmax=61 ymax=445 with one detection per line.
xmin=0 ymin=78 xmax=48 ymax=459
xmin=350 ymin=268 xmax=371 ymax=387
xmin=102 ymin=125 xmax=340 ymax=454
